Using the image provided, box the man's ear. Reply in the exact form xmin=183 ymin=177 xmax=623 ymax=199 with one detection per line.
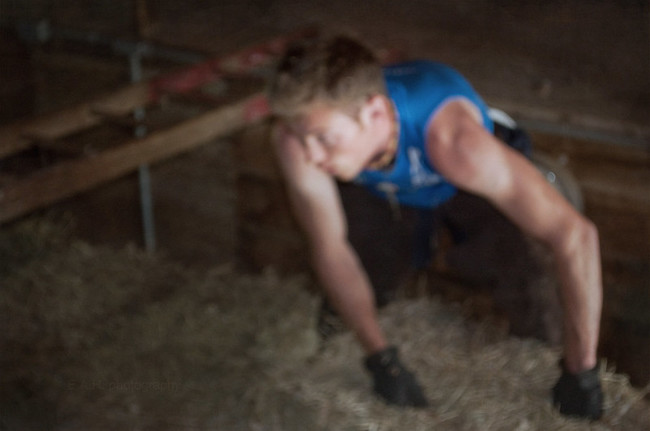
xmin=359 ymin=94 xmax=389 ymax=127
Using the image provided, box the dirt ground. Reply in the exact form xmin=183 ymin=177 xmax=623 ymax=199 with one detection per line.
xmin=1 ymin=1 xmax=649 ymax=429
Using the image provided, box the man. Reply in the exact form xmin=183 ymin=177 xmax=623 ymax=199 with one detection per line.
xmin=268 ymin=35 xmax=603 ymax=419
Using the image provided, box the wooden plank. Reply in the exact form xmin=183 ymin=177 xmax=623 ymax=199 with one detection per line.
xmin=0 ymin=83 xmax=149 ymax=159
xmin=591 ymin=209 xmax=650 ymax=261
xmin=0 ymin=29 xmax=315 ymax=160
xmin=0 ymin=93 xmax=270 ymax=224
xmin=489 ymin=98 xmax=650 ymax=148
xmin=530 ymin=131 xmax=650 ymax=167
xmin=527 ymin=131 xmax=650 ymax=213
xmin=580 ymin=174 xmax=650 ymax=212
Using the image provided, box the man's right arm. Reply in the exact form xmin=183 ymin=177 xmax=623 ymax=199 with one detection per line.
xmin=272 ymin=122 xmax=430 ymax=408
xmin=271 ymin=122 xmax=388 ymax=354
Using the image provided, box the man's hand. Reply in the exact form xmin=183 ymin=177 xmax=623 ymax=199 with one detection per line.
xmin=364 ymin=346 xmax=429 ymax=408
xmin=552 ymin=361 xmax=603 ymax=420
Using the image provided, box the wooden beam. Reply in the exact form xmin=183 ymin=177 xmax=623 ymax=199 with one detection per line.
xmin=0 ymin=29 xmax=314 ymax=160
xmin=0 ymin=93 xmax=270 ymax=224
xmin=488 ymin=98 xmax=650 ymax=148
xmin=0 ymin=82 xmax=149 ymax=159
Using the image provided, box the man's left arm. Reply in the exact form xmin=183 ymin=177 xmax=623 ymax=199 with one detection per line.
xmin=425 ymin=100 xmax=603 ymax=419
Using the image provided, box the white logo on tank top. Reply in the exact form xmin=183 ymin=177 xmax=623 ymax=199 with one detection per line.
xmin=408 ymin=147 xmax=442 ymax=187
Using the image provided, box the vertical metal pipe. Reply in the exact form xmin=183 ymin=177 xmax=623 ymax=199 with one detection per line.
xmin=129 ymin=48 xmax=156 ymax=254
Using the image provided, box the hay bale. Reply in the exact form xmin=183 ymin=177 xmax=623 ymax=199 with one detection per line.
xmin=267 ymin=299 xmax=650 ymax=430
xmin=0 ymin=218 xmax=648 ymax=430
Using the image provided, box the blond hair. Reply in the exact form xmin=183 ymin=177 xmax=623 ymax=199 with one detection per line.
xmin=268 ymin=36 xmax=386 ymax=119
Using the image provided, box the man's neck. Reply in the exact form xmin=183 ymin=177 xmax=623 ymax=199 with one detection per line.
xmin=366 ymin=104 xmax=399 ymax=171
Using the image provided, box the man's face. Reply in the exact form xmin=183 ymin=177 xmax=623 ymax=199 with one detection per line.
xmin=289 ymin=103 xmax=384 ymax=181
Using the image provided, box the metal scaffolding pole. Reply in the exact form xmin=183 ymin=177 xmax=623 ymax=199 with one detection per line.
xmin=129 ymin=48 xmax=156 ymax=254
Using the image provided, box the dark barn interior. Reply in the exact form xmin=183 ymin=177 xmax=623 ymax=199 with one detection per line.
xmin=1 ymin=1 xmax=649 ymax=429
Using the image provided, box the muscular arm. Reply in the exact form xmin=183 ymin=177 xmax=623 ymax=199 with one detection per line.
xmin=271 ymin=122 xmax=388 ymax=354
xmin=426 ymin=101 xmax=602 ymax=373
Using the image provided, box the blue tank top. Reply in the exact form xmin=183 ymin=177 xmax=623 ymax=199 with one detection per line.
xmin=354 ymin=60 xmax=494 ymax=209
